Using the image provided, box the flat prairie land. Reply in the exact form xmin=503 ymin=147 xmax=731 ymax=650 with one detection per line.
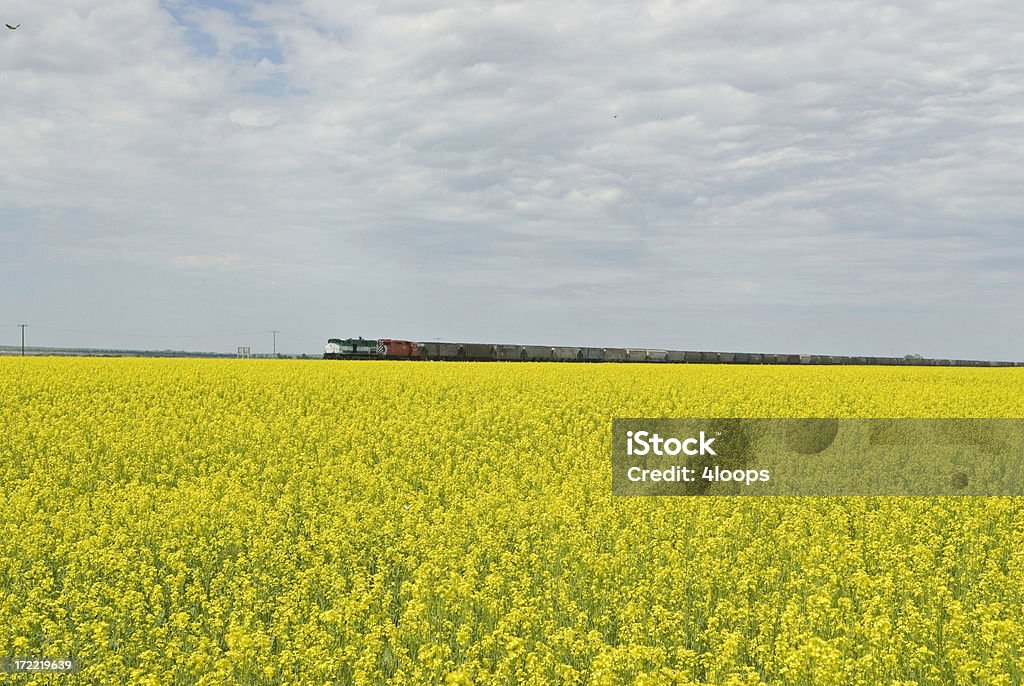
xmin=1 ymin=358 xmax=1022 ymax=685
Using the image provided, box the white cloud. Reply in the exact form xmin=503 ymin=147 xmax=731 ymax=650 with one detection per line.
xmin=228 ymin=107 xmax=280 ymax=127
xmin=1 ymin=0 xmax=1023 ymax=355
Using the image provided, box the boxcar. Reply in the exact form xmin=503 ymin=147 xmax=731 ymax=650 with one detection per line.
xmin=623 ymin=349 xmax=646 ymax=362
xmin=552 ymin=346 xmax=583 ymax=361
xmin=603 ymin=348 xmax=627 ymax=362
xmin=494 ymin=344 xmax=526 ymax=360
xmin=463 ymin=343 xmax=494 ymax=360
xmin=522 ymin=345 xmax=554 ymax=361
xmin=419 ymin=342 xmax=462 ymax=359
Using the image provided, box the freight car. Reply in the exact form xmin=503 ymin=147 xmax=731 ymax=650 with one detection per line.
xmin=324 ymin=338 xmax=1023 ymax=367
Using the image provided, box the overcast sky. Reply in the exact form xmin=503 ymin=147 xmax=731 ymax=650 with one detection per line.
xmin=2 ymin=0 xmax=1022 ymax=358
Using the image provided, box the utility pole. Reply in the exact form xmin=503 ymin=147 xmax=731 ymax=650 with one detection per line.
xmin=272 ymin=330 xmax=279 ymax=357
xmin=18 ymin=324 xmax=26 ymax=356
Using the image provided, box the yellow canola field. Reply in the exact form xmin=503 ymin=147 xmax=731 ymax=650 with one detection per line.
xmin=1 ymin=358 xmax=1023 ymax=685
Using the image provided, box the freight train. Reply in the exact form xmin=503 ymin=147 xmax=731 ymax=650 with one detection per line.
xmin=324 ymin=338 xmax=1021 ymax=367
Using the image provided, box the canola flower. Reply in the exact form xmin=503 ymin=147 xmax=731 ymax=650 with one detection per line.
xmin=0 ymin=357 xmax=1022 ymax=685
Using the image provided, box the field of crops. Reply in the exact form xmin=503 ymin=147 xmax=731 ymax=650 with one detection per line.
xmin=1 ymin=358 xmax=1023 ymax=685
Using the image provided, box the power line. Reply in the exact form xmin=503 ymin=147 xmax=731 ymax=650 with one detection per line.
xmin=22 ymin=325 xmax=278 ymax=339
xmin=2 ymin=324 xmax=334 ymax=341
xmin=3 ymin=324 xmax=332 ymax=353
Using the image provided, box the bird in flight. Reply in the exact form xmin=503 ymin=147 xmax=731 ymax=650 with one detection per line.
xmin=6 ymin=24 xmax=20 ymax=30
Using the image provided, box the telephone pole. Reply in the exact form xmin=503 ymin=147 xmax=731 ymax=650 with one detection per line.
xmin=272 ymin=330 xmax=279 ymax=357
xmin=18 ymin=324 xmax=26 ymax=356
